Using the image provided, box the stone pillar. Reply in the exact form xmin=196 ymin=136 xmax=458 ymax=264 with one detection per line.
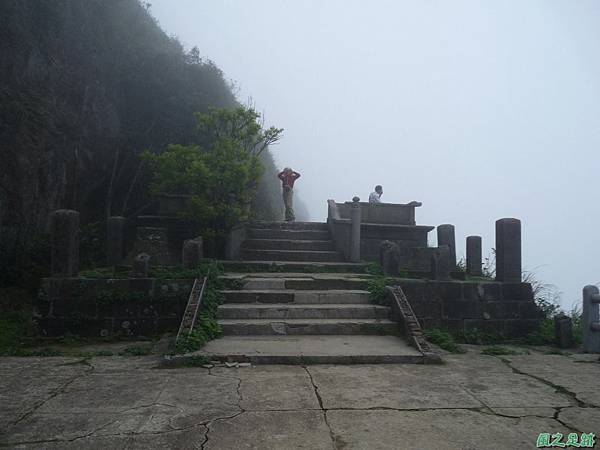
xmin=466 ymin=235 xmax=482 ymax=276
xmin=495 ymin=218 xmax=521 ymax=282
xmin=431 ymin=245 xmax=450 ymax=280
xmin=553 ymin=313 xmax=574 ymax=349
xmin=50 ymin=209 xmax=79 ymax=277
xmin=182 ymin=237 xmax=203 ymax=269
xmin=582 ymin=285 xmax=600 ymax=353
xmin=437 ymin=224 xmax=456 ymax=269
xmin=106 ymin=216 xmax=126 ymax=266
xmin=350 ymin=196 xmax=361 ymax=263
xmin=131 ymin=253 xmax=150 ymax=278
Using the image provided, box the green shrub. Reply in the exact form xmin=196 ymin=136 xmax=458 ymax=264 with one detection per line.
xmin=367 ymin=276 xmax=391 ymax=306
xmin=424 ymin=329 xmax=466 ymax=354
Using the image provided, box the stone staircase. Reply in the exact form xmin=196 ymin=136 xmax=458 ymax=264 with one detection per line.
xmin=241 ymin=221 xmax=344 ymax=262
xmin=195 ymin=221 xmax=431 ymax=364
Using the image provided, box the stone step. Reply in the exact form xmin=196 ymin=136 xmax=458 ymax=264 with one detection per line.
xmin=218 ymin=318 xmax=400 ymax=336
xmin=217 ymin=303 xmax=390 ymax=320
xmin=221 ymin=276 xmax=369 ymax=291
xmin=243 ymin=239 xmax=334 ymax=252
xmin=247 ymin=228 xmax=331 ymax=240
xmin=176 ymin=335 xmax=430 ymax=365
xmin=249 ymin=221 xmax=329 ymax=231
xmin=241 ymin=249 xmax=343 ymax=262
xmin=217 ymin=261 xmax=369 ymax=274
xmin=220 ymin=289 xmax=371 ymax=304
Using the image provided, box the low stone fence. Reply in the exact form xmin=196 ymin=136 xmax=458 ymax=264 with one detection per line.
xmin=583 ymin=285 xmax=600 ymax=353
xmin=37 ymin=277 xmax=193 ymax=337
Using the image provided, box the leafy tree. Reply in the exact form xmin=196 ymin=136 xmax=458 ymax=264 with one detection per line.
xmin=142 ymin=106 xmax=283 ymax=244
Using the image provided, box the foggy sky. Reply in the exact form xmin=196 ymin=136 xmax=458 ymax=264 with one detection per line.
xmin=151 ymin=0 xmax=600 ymax=309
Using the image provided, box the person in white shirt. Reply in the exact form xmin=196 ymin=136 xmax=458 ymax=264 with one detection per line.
xmin=369 ymin=185 xmax=383 ymax=203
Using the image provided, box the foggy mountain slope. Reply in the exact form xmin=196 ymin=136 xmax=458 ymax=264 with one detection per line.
xmin=0 ymin=0 xmax=284 ymax=236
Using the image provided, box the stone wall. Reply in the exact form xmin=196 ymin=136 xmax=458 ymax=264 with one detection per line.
xmin=399 ymin=279 xmax=542 ymax=337
xmin=37 ymin=278 xmax=193 ymax=337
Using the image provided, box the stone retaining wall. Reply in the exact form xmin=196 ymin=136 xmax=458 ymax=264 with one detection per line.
xmin=399 ymin=279 xmax=542 ymax=336
xmin=37 ymin=278 xmax=194 ymax=337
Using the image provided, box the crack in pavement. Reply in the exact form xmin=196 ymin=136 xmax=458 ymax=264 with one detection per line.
xmin=498 ymin=357 xmax=597 ymax=408
xmin=9 ymin=362 xmax=94 ymax=429
xmin=303 ymin=366 xmax=337 ymax=450
xmin=494 ymin=356 xmax=600 ymax=433
xmin=201 ymin=370 xmax=245 ymax=450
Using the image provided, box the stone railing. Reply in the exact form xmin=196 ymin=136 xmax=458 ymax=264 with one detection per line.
xmin=583 ymin=285 xmax=600 ymax=353
xmin=386 ymin=285 xmax=441 ymax=363
xmin=334 ymin=200 xmax=420 ymax=225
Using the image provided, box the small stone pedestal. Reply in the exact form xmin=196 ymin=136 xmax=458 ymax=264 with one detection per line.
xmin=182 ymin=237 xmax=203 ymax=269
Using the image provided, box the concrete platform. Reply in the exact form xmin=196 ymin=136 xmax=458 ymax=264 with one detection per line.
xmin=195 ymin=335 xmax=425 ymax=364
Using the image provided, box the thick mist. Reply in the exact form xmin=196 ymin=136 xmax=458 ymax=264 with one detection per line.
xmin=151 ymin=0 xmax=600 ymax=309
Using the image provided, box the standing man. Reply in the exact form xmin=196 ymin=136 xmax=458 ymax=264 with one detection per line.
xmin=369 ymin=185 xmax=383 ymax=203
xmin=278 ymin=167 xmax=301 ymax=221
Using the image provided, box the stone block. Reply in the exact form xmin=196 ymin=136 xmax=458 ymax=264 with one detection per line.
xmin=504 ymin=319 xmax=539 ymax=337
xmin=501 ymin=301 xmax=522 ymax=319
xmin=495 ymin=218 xmax=521 ymax=282
xmin=410 ymin=300 xmax=442 ymax=319
xmin=430 ymin=245 xmax=451 ymax=280
xmin=502 ymin=282 xmax=533 ymax=301
xmin=50 ymin=209 xmax=80 ymax=277
xmin=131 ymin=253 xmax=150 ymax=278
xmin=463 ymin=319 xmax=506 ymax=334
xmin=398 ymin=281 xmax=426 ymax=302
xmin=182 ymin=237 xmax=203 ymax=268
xmin=518 ymin=302 xmax=543 ymax=319
xmin=106 ymin=216 xmax=126 ymax=266
xmin=438 ymin=319 xmax=464 ymax=331
xmin=442 ymin=300 xmax=481 ymax=320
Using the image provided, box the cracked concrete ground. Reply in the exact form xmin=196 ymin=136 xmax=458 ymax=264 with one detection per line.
xmin=0 ymin=347 xmax=598 ymax=449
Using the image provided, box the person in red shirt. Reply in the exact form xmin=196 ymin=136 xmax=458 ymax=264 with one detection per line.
xmin=277 ymin=167 xmax=301 ymax=221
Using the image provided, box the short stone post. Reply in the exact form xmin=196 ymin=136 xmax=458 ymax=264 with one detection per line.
xmin=131 ymin=253 xmax=150 ymax=278
xmin=437 ymin=224 xmax=456 ymax=269
xmin=466 ymin=235 xmax=482 ymax=276
xmin=495 ymin=218 xmax=521 ymax=282
xmin=431 ymin=245 xmax=451 ymax=280
xmin=182 ymin=237 xmax=203 ymax=269
xmin=106 ymin=216 xmax=126 ymax=266
xmin=350 ymin=196 xmax=361 ymax=263
xmin=582 ymin=285 xmax=600 ymax=353
xmin=553 ymin=313 xmax=574 ymax=349
xmin=379 ymin=240 xmax=400 ymax=276
xmin=50 ymin=209 xmax=79 ymax=277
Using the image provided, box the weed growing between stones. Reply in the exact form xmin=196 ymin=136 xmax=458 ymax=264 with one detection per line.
xmin=423 ymin=329 xmax=466 ymax=354
xmin=366 ymin=276 xmax=391 ymax=306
